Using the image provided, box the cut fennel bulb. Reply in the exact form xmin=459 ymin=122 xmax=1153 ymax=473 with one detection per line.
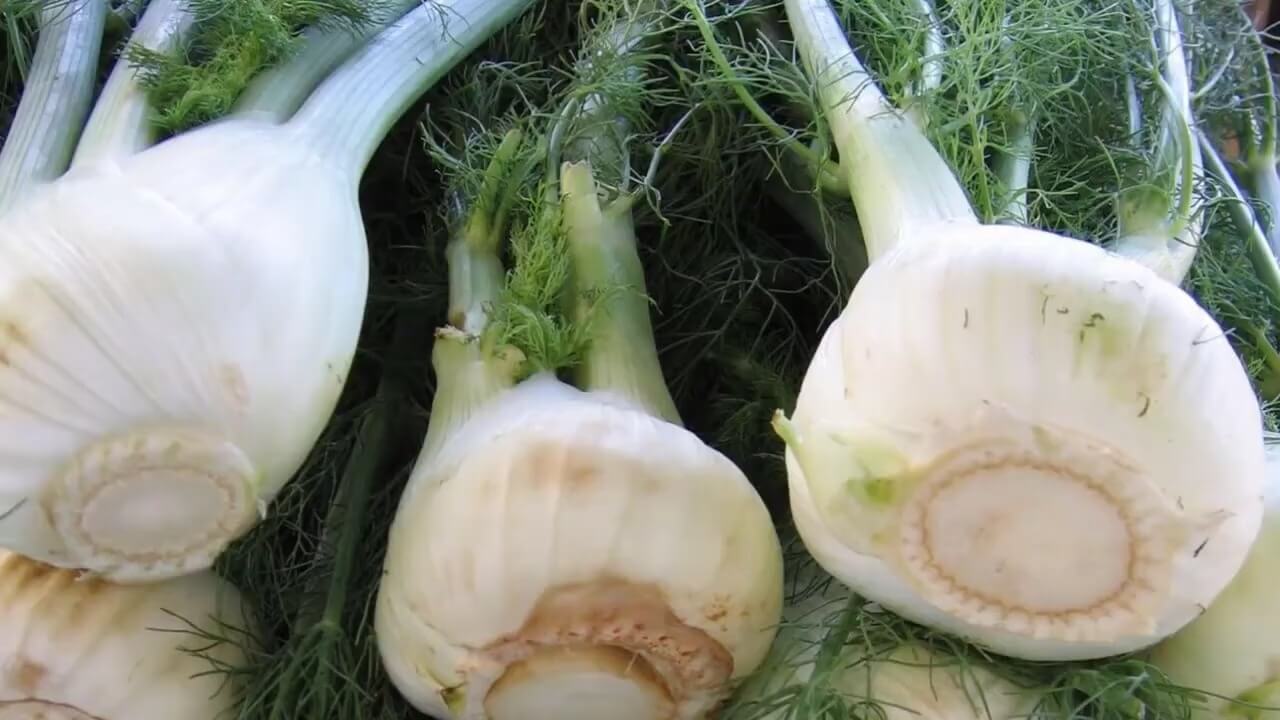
xmin=0 ymin=0 xmax=531 ymax=582
xmin=1145 ymin=442 xmax=1280 ymax=719
xmin=774 ymin=0 xmax=1265 ymax=660
xmin=727 ymin=560 xmax=1039 ymax=720
xmin=0 ymin=550 xmax=249 ymax=719
xmin=375 ymin=128 xmax=783 ymax=716
xmin=378 ymin=372 xmax=785 ymax=720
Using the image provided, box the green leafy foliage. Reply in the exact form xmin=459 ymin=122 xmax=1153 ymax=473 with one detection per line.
xmin=126 ymin=0 xmax=388 ymax=131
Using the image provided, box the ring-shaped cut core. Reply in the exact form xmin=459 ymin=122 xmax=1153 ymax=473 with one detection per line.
xmin=43 ymin=427 xmax=258 ymax=583
xmin=896 ymin=438 xmax=1179 ymax=642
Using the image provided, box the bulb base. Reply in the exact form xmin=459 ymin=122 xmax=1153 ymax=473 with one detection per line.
xmin=485 ymin=644 xmax=675 ymax=720
xmin=42 ymin=427 xmax=259 ymax=582
xmin=897 ymin=432 xmax=1185 ymax=643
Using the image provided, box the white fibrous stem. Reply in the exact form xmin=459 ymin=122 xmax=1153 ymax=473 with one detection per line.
xmin=0 ymin=0 xmax=107 ymax=214
xmin=777 ymin=0 xmax=1266 ymax=661
xmin=71 ymin=0 xmax=196 ymax=168
xmin=231 ymin=0 xmax=420 ymax=123
xmin=0 ymin=0 xmax=530 ymax=582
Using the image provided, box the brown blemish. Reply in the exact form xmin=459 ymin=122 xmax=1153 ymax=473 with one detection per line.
xmin=481 ymin=578 xmax=733 ymax=708
xmin=2 ymin=321 xmax=28 ymax=346
xmin=10 ymin=659 xmax=46 ymax=694
xmin=515 ymin=439 xmax=617 ymax=494
xmin=702 ymin=596 xmax=730 ymax=627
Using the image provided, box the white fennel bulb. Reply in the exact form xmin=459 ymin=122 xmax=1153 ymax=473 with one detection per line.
xmin=378 ymin=372 xmax=785 ymax=720
xmin=774 ymin=0 xmax=1264 ymax=660
xmin=375 ymin=50 xmax=785 ymax=712
xmin=0 ymin=0 xmax=532 ymax=582
xmin=0 ymin=549 xmax=249 ymax=719
xmin=727 ymin=560 xmax=1040 ymax=720
xmin=1146 ymin=441 xmax=1280 ymax=718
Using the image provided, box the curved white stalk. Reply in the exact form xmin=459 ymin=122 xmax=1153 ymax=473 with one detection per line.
xmin=0 ymin=0 xmax=107 ymax=215
xmin=231 ymin=0 xmax=419 ymax=123
xmin=777 ymin=0 xmax=1265 ymax=661
xmin=0 ymin=550 xmax=250 ymax=719
xmin=70 ymin=0 xmax=196 ymax=168
xmin=0 ymin=0 xmax=532 ymax=582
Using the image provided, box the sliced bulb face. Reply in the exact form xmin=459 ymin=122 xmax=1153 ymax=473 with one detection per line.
xmin=784 ymin=223 xmax=1265 ymax=660
xmin=1146 ymin=450 xmax=1280 ymax=718
xmin=0 ymin=120 xmax=368 ymax=582
xmin=376 ymin=376 xmax=784 ymax=720
xmin=0 ymin=551 xmax=249 ymax=719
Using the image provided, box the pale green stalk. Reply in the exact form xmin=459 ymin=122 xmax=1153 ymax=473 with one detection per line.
xmin=1219 ymin=0 xmax=1280 ymax=257
xmin=231 ymin=0 xmax=419 ymax=123
xmin=418 ymin=132 xmax=531 ymax=465
xmin=1199 ymin=127 xmax=1280 ymax=312
xmin=71 ymin=0 xmax=195 ymax=167
xmin=902 ymin=0 xmax=942 ymax=131
xmin=287 ymin=0 xmax=536 ymax=179
xmin=1112 ymin=0 xmax=1201 ymax=284
xmin=990 ymin=14 xmax=1033 ymax=225
xmin=992 ymin=109 xmax=1034 ymax=225
xmin=553 ymin=2 xmax=682 ymax=424
xmin=783 ymin=0 xmax=977 ymax=261
xmin=0 ymin=0 xmax=107 ymax=213
xmin=561 ymin=161 xmax=681 ymax=424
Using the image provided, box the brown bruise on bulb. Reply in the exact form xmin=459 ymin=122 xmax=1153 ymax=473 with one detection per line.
xmin=476 ymin=578 xmax=734 ymax=717
xmin=0 ymin=555 xmax=113 ymax=720
xmin=11 ymin=659 xmax=46 ymax=694
xmin=0 ymin=318 xmax=29 ymax=368
xmin=892 ymin=434 xmax=1186 ymax=642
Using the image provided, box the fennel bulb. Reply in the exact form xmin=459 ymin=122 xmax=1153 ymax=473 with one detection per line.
xmin=0 ymin=0 xmax=530 ymax=582
xmin=1145 ymin=441 xmax=1280 ymax=719
xmin=772 ymin=0 xmax=1265 ymax=660
xmin=375 ymin=11 xmax=785 ymax=712
xmin=727 ymin=559 xmax=1039 ymax=720
xmin=0 ymin=549 xmax=249 ymax=719
xmin=378 ymin=366 xmax=785 ymax=720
